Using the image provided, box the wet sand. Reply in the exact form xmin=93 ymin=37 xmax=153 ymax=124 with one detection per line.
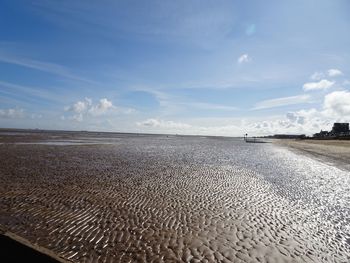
xmin=0 ymin=130 xmax=349 ymax=262
xmin=276 ymin=139 xmax=350 ymax=170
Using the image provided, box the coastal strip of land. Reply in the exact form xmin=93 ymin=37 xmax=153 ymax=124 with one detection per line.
xmin=275 ymin=139 xmax=350 ymax=170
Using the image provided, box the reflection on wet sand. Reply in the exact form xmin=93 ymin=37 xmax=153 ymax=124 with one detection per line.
xmin=0 ymin=131 xmax=349 ymax=262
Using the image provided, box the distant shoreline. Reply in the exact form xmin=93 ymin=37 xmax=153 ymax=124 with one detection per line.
xmin=275 ymin=139 xmax=350 ymax=171
xmin=0 ymin=127 xmax=240 ymax=139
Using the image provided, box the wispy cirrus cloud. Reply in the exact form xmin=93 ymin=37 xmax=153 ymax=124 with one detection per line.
xmin=0 ymin=53 xmax=97 ymax=84
xmin=132 ymin=87 xmax=237 ymax=114
xmin=30 ymin=0 xmax=238 ymax=48
xmin=0 ymin=80 xmax=65 ymax=103
xmin=184 ymin=102 xmax=237 ymax=111
xmin=253 ymin=94 xmax=311 ymax=110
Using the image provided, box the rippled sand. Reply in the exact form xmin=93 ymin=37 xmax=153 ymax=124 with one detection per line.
xmin=0 ymin=131 xmax=349 ymax=262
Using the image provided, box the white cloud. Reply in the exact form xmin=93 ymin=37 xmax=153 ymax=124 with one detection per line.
xmin=310 ymin=71 xmax=324 ymax=80
xmin=250 ymin=112 xmax=329 ymax=135
xmin=137 ymin=118 xmax=247 ymax=136
xmin=249 ymin=106 xmax=337 ymax=136
xmin=135 ymin=115 xmax=325 ymax=137
xmin=253 ymin=90 xmax=350 ymax=135
xmin=237 ymin=54 xmax=251 ymax=64
xmin=71 ymin=113 xmax=84 ymax=122
xmin=65 ymin=98 xmax=92 ymax=113
xmin=328 ymin=69 xmax=343 ymax=77
xmin=254 ymin=95 xmax=311 ymax=110
xmin=137 ymin=119 xmax=191 ymax=130
xmin=64 ymin=98 xmax=114 ymax=121
xmin=323 ymin=90 xmax=350 ymax=118
xmin=137 ymin=119 xmax=159 ymax=127
xmin=0 ymin=108 xmax=24 ymax=119
xmin=136 ymin=90 xmax=350 ymax=136
xmin=303 ymin=79 xmax=335 ymax=91
xmin=63 ymin=98 xmax=134 ymax=122
xmin=89 ymin=98 xmax=113 ymax=116
xmin=135 ymin=88 xmax=350 ymax=136
xmin=310 ymin=69 xmax=343 ymax=81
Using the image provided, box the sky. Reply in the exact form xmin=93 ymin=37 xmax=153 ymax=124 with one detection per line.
xmin=0 ymin=0 xmax=350 ymax=136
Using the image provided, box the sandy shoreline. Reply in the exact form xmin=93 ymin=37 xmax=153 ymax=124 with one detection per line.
xmin=0 ymin=132 xmax=349 ymax=262
xmin=275 ymin=139 xmax=350 ymax=170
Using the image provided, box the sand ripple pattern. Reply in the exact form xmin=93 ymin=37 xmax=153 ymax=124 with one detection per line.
xmin=0 ymin=134 xmax=349 ymax=262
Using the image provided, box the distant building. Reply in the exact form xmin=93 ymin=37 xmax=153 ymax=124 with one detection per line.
xmin=313 ymin=130 xmax=329 ymax=138
xmin=313 ymin=122 xmax=350 ymax=138
xmin=331 ymin=123 xmax=349 ymax=134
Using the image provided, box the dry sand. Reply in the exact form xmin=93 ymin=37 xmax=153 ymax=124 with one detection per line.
xmin=0 ymin=131 xmax=349 ymax=262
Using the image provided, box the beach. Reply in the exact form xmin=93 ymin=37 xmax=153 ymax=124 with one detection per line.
xmin=0 ymin=130 xmax=349 ymax=262
xmin=276 ymin=139 xmax=350 ymax=171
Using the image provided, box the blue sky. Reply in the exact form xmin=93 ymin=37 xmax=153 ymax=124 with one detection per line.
xmin=0 ymin=0 xmax=350 ymax=136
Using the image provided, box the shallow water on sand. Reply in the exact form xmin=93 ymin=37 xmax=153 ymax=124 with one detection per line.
xmin=0 ymin=134 xmax=349 ymax=262
xmin=14 ymin=140 xmax=113 ymax=146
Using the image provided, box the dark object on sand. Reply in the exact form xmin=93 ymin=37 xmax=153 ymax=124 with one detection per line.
xmin=244 ymin=137 xmax=267 ymax=143
xmin=0 ymin=234 xmax=59 ymax=263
